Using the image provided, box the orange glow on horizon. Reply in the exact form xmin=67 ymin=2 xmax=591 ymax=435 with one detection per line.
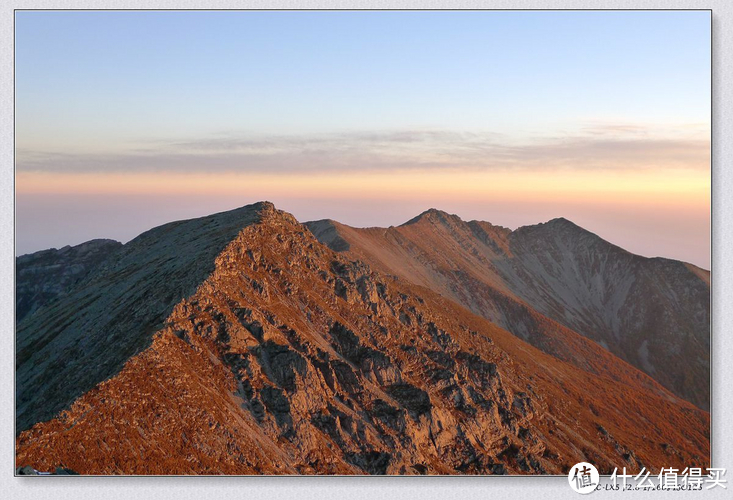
xmin=16 ymin=168 xmax=710 ymax=210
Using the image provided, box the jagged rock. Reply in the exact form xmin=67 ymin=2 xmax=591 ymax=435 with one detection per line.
xmin=385 ymin=384 xmax=432 ymax=420
xmin=346 ymin=451 xmax=391 ymax=475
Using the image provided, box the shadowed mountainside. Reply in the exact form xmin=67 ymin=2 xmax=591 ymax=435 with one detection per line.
xmin=16 ymin=203 xmax=708 ymax=475
xmin=16 ymin=203 xmax=273 ymax=433
xmin=16 ymin=239 xmax=122 ymax=323
xmin=306 ymin=210 xmax=710 ymax=410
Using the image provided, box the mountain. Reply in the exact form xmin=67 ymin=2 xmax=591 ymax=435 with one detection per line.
xmin=306 ymin=210 xmax=710 ymax=410
xmin=16 ymin=239 xmax=122 ymax=322
xmin=16 ymin=203 xmax=708 ymax=475
xmin=16 ymin=204 xmax=269 ymax=433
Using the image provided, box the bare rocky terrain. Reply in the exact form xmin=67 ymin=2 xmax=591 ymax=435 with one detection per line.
xmin=307 ymin=210 xmax=710 ymax=410
xmin=15 ymin=203 xmax=710 ymax=474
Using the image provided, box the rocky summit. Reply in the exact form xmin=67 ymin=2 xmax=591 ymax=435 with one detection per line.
xmin=16 ymin=202 xmax=710 ymax=475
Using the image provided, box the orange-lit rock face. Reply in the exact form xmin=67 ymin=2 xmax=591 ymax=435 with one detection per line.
xmin=307 ymin=211 xmax=710 ymax=410
xmin=16 ymin=204 xmax=709 ymax=475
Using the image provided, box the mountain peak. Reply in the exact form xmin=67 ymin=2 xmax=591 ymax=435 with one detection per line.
xmin=545 ymin=217 xmax=579 ymax=228
xmin=401 ymin=208 xmax=463 ymax=227
xmin=251 ymin=200 xmax=276 ymax=212
xmin=218 ymin=200 xmax=278 ymax=222
xmin=16 ymin=200 xmax=285 ymax=433
xmin=514 ymin=216 xmax=588 ymax=236
xmin=251 ymin=200 xmax=300 ymax=226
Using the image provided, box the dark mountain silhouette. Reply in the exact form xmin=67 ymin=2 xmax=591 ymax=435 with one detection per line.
xmin=16 ymin=239 xmax=122 ymax=322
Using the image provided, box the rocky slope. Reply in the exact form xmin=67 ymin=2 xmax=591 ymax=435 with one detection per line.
xmin=306 ymin=210 xmax=710 ymax=410
xmin=16 ymin=239 xmax=122 ymax=322
xmin=16 ymin=203 xmax=709 ymax=475
xmin=16 ymin=204 xmax=270 ymax=433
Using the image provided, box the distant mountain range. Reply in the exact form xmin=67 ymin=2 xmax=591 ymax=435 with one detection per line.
xmin=307 ymin=209 xmax=710 ymax=410
xmin=16 ymin=239 xmax=122 ymax=323
xmin=15 ymin=202 xmax=710 ymax=474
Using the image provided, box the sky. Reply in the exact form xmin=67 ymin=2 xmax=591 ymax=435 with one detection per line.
xmin=15 ymin=10 xmax=711 ymax=268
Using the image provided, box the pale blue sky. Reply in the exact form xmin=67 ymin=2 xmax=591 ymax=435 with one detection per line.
xmin=16 ymin=10 xmax=710 ymax=161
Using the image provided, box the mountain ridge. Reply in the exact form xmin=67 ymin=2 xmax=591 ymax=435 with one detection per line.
xmin=305 ymin=210 xmax=710 ymax=409
xmin=16 ymin=202 xmax=709 ymax=474
xmin=16 ymin=201 xmax=278 ymax=433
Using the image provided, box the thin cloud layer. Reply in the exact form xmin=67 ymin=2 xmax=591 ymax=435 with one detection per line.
xmin=16 ymin=127 xmax=710 ymax=175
